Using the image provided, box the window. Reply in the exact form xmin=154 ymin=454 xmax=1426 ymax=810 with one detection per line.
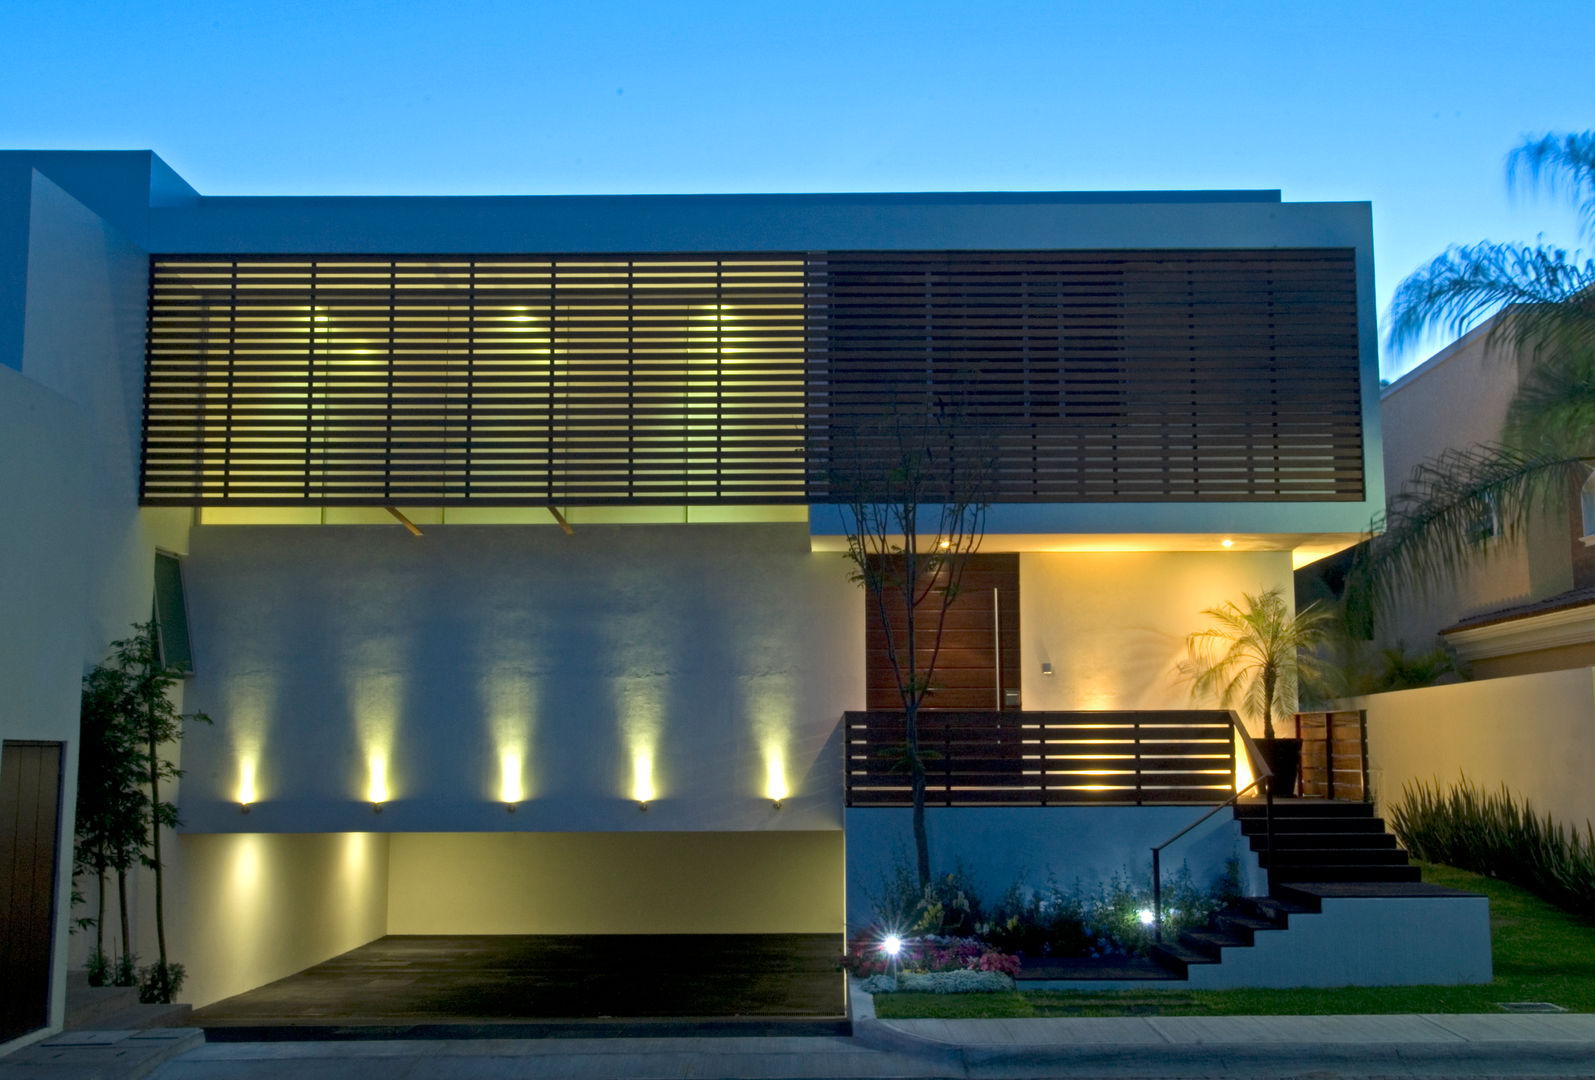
xmin=153 ymin=552 xmax=193 ymax=675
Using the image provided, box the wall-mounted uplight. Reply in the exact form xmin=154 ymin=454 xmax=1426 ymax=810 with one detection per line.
xmin=368 ymin=754 xmax=389 ymax=812
xmin=238 ymin=759 xmax=256 ymax=814
xmin=501 ymin=751 xmax=523 ymax=811
xmin=633 ymin=753 xmax=654 ymax=810
xmin=766 ymin=753 xmax=789 ymax=809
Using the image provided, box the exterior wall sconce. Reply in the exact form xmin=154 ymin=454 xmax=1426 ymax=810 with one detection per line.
xmin=501 ymin=752 xmax=523 ymax=812
xmin=238 ymin=760 xmax=256 ymax=813
xmin=368 ymin=755 xmax=389 ymax=813
xmin=1041 ymin=662 xmax=1054 ymax=677
xmin=633 ymin=753 xmax=654 ymax=811
xmin=767 ymin=758 xmax=789 ymax=810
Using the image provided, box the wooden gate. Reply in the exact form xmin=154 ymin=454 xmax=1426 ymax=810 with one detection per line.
xmin=1294 ymin=711 xmax=1368 ymax=800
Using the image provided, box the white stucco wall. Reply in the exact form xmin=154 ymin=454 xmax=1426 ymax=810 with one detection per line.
xmin=0 ymin=169 xmax=189 ymax=1052
xmin=170 ymin=832 xmax=390 ymax=1008
xmin=1357 ymin=666 xmax=1595 ymax=829
xmin=176 ymin=523 xmax=862 ymax=834
xmin=1019 ymin=551 xmax=1295 ymax=722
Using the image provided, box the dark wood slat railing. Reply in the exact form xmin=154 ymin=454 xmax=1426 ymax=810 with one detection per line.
xmin=843 ymin=709 xmax=1238 ymax=807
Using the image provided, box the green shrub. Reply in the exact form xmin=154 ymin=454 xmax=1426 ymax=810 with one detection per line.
xmin=867 ymin=856 xmax=1241 ymax=960
xmin=867 ymin=857 xmax=985 ymax=938
xmin=1390 ymin=778 xmax=1595 ymax=919
xmin=85 ymin=949 xmax=110 ymax=987
xmin=976 ymin=880 xmax=1089 ymax=958
xmin=138 ymin=960 xmax=185 ymax=1004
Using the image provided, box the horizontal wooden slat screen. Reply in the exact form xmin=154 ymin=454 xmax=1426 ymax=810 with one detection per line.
xmin=143 ymin=249 xmax=1363 ymax=506
xmin=806 ymin=249 xmax=1364 ymax=503
xmin=143 ymin=254 xmax=810 ymax=505
xmin=844 ymin=709 xmax=1237 ymax=806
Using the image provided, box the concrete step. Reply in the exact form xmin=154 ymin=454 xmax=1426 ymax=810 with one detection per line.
xmin=1212 ymin=912 xmax=1278 ymax=945
xmin=1242 ymin=895 xmax=1317 ymax=921
xmin=1246 ymin=829 xmax=1397 ymax=848
xmin=1178 ymin=929 xmax=1249 ymax=961
xmin=1242 ymin=816 xmax=1389 ymax=835
xmin=1148 ymin=940 xmax=1217 ymax=977
xmin=64 ymin=981 xmax=141 ymax=1031
xmin=65 ymin=970 xmax=194 ymax=1032
xmin=1259 ymin=847 xmax=1412 ymax=867
xmin=1234 ymin=800 xmax=1374 ymax=819
xmin=1269 ymin=864 xmax=1423 ymax=884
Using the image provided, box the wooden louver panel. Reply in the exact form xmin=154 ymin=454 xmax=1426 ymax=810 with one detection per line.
xmin=142 ymin=255 xmax=810 ymax=505
xmin=142 ymin=248 xmax=1363 ymax=506
xmin=805 ymin=249 xmax=1364 ymax=502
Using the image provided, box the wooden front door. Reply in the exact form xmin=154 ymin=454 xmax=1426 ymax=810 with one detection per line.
xmin=865 ymin=554 xmax=1020 ymax=710
xmin=0 ymin=740 xmax=64 ymax=1045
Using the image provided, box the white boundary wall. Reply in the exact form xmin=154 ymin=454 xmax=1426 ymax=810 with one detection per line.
xmin=1355 ymin=667 xmax=1595 ymax=828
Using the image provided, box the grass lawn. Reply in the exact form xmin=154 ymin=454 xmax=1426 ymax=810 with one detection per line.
xmin=871 ymin=863 xmax=1595 ymax=1018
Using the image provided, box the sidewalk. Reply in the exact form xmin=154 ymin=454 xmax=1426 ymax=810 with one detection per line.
xmin=8 ymin=1011 xmax=1595 ymax=1080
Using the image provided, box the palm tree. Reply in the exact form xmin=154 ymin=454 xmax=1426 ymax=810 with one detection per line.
xmin=1182 ymin=587 xmax=1332 ymax=741
xmin=1363 ymin=132 xmax=1595 ymax=613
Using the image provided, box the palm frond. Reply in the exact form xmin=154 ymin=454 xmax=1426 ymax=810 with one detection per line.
xmin=1507 ymin=131 xmax=1595 ymax=243
xmin=1384 ymin=242 xmax=1595 ymax=356
xmin=1180 ymin=588 xmax=1331 ymax=735
xmin=1502 ymin=342 xmax=1595 ymax=455
xmin=1354 ymin=446 xmax=1588 ymax=612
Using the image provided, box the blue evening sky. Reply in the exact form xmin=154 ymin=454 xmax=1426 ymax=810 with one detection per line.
xmin=2 ymin=0 xmax=1588 ymax=378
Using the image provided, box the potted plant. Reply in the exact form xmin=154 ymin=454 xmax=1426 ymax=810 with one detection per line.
xmin=1181 ymin=587 xmax=1330 ymax=797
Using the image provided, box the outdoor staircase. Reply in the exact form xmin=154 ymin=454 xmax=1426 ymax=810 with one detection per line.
xmin=1237 ymin=798 xmax=1421 ymax=886
xmin=1149 ymin=799 xmax=1422 ymax=979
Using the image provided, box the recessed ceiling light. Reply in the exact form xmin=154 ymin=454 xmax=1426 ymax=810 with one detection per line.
xmin=1221 ymin=538 xmax=1234 ymax=548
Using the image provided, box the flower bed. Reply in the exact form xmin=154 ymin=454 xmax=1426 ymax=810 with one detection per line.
xmin=842 ymin=928 xmax=1021 ymax=993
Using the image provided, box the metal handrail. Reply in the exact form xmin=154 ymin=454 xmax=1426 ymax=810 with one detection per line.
xmin=1150 ymin=711 xmax=1276 ymax=943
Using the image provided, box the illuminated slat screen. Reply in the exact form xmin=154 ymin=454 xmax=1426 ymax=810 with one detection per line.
xmin=142 ymin=249 xmax=1363 ymax=506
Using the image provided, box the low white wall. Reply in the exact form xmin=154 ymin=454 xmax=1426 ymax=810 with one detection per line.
xmin=172 ymin=833 xmax=390 ymax=1008
xmin=1356 ymin=667 xmax=1595 ymax=828
xmin=386 ymin=831 xmax=843 ymax=934
xmin=1185 ymin=894 xmax=1492 ymax=989
xmin=844 ymin=806 xmax=1253 ymax=928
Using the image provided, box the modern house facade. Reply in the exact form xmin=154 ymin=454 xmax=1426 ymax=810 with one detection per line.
xmin=0 ymin=151 xmax=1384 ymax=1048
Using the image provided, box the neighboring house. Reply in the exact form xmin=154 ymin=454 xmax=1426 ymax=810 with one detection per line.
xmin=0 ymin=151 xmax=1384 ymax=1047
xmin=1376 ymin=317 xmax=1595 ymax=678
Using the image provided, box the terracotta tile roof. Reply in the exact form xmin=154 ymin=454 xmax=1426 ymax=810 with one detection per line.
xmin=1442 ymin=585 xmax=1595 ymax=634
